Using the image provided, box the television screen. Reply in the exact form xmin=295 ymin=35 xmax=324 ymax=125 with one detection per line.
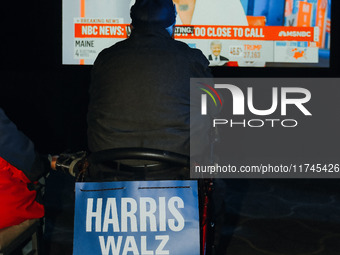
xmin=63 ymin=0 xmax=331 ymax=67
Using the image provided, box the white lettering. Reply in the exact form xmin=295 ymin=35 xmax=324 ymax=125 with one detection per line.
xmin=140 ymin=197 xmax=157 ymax=232
xmin=103 ymin=198 xmax=120 ymax=232
xmin=86 ymin=198 xmax=102 ymax=232
xmin=121 ymin=198 xmax=138 ymax=232
xmin=155 ymin=235 xmax=170 ymax=255
xmin=214 ymin=84 xmax=245 ymax=115
xmin=281 ymin=87 xmax=312 ymax=116
xmin=168 ymin=197 xmax=185 ymax=232
xmin=99 ymin=236 xmax=122 ymax=255
xmin=122 ymin=236 xmax=139 ymax=255
xmin=141 ymin=236 xmax=153 ymax=255
xmin=159 ymin=197 xmax=167 ymax=232
xmin=248 ymin=87 xmax=278 ymax=115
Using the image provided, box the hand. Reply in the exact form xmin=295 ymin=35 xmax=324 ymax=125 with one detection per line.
xmin=50 ymin=156 xmax=59 ymax=170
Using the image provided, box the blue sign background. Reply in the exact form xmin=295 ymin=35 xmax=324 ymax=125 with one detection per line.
xmin=73 ymin=180 xmax=200 ymax=255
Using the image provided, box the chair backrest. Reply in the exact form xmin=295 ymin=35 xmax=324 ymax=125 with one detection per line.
xmin=89 ymin=147 xmax=189 ymax=167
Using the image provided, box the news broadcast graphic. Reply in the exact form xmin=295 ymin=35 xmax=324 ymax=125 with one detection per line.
xmin=73 ymin=180 xmax=200 ymax=255
xmin=63 ymin=0 xmax=331 ymax=67
xmin=190 ymin=78 xmax=340 ymax=178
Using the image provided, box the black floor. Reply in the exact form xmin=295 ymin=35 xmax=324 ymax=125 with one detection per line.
xmin=43 ymin=173 xmax=340 ymax=255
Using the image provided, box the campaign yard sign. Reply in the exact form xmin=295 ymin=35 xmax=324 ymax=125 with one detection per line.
xmin=73 ymin=180 xmax=200 ymax=255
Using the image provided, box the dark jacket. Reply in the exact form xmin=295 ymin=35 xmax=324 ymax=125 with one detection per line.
xmin=208 ymin=54 xmax=229 ymax=61
xmin=0 ymin=108 xmax=46 ymax=228
xmin=87 ymin=27 xmax=212 ymax=156
xmin=0 ymin=108 xmax=48 ymax=181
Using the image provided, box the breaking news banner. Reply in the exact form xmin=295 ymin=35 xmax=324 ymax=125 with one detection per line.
xmin=64 ymin=0 xmax=331 ymax=66
xmin=190 ymin=78 xmax=340 ymax=179
xmin=73 ymin=180 xmax=200 ymax=255
xmin=71 ymin=20 xmax=319 ymax=66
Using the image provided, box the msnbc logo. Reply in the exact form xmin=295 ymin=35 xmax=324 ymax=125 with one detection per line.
xmin=278 ymin=31 xmax=311 ymax=37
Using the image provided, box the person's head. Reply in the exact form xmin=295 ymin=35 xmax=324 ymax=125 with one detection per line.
xmin=130 ymin=0 xmax=177 ymax=36
xmin=210 ymin=41 xmax=222 ymax=57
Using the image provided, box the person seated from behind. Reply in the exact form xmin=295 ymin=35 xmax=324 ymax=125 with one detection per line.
xmin=87 ymin=0 xmax=213 ymax=180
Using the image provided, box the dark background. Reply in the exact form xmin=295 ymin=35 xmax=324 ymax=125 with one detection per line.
xmin=1 ymin=2 xmax=339 ymax=254
xmin=1 ymin=0 xmax=340 ymax=155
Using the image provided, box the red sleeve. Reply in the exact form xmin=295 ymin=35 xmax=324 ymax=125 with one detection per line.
xmin=0 ymin=157 xmax=44 ymax=229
